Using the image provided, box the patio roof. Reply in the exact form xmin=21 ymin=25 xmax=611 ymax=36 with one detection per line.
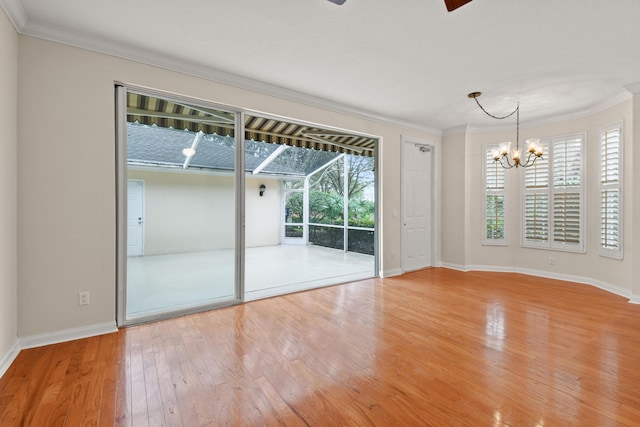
xmin=127 ymin=122 xmax=344 ymax=177
xmin=127 ymin=92 xmax=376 ymax=157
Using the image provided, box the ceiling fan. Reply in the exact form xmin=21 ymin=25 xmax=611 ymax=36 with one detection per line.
xmin=326 ymin=0 xmax=473 ymax=12
xmin=443 ymin=0 xmax=473 ymax=11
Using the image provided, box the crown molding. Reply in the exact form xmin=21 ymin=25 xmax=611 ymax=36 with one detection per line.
xmin=16 ymin=16 xmax=442 ymax=137
xmin=461 ymin=90 xmax=633 ymax=134
xmin=7 ymin=0 xmax=630 ymax=139
xmin=0 ymin=0 xmax=27 ymax=30
xmin=623 ymin=82 xmax=640 ymax=94
xmin=442 ymin=125 xmax=468 ymax=137
xmin=529 ymin=90 xmax=633 ymax=128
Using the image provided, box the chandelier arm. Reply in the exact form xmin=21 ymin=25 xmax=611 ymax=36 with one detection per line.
xmin=498 ymin=155 xmax=515 ymax=169
xmin=521 ymin=151 xmax=540 ymax=168
xmin=501 ymin=159 xmax=514 ymax=169
xmin=473 ymin=97 xmax=519 ymax=120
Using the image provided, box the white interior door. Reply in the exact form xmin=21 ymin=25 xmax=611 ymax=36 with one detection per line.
xmin=127 ymin=180 xmax=144 ymax=256
xmin=402 ymin=142 xmax=433 ymax=272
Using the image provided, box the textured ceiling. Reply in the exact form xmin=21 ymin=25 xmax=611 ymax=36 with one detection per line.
xmin=5 ymin=0 xmax=640 ymax=131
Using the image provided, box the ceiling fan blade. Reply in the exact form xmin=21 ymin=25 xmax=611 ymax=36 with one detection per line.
xmin=326 ymin=0 xmax=346 ymax=4
xmin=444 ymin=0 xmax=473 ymax=12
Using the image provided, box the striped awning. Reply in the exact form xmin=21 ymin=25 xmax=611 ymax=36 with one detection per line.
xmin=127 ymin=93 xmax=376 ymax=156
xmin=127 ymin=92 xmax=235 ymax=137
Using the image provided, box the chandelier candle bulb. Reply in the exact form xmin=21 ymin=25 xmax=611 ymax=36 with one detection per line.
xmin=526 ymin=138 xmax=541 ymax=155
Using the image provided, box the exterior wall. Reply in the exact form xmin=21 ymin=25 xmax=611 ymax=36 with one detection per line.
xmin=442 ymin=99 xmax=635 ymax=297
xmin=0 ymin=6 xmax=18 ymax=370
xmin=17 ymin=35 xmax=435 ymax=337
xmin=127 ymin=170 xmax=280 ymax=254
xmin=245 ymin=177 xmax=281 ymax=248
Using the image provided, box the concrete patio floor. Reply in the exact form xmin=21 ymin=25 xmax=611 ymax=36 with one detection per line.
xmin=126 ymin=244 xmax=375 ymax=319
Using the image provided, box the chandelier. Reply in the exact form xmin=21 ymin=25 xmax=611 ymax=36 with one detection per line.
xmin=468 ymin=92 xmax=543 ymax=169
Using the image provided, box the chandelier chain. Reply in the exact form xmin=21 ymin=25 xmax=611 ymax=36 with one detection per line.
xmin=472 ymin=97 xmax=518 ymax=120
xmin=468 ymin=91 xmax=543 ymax=169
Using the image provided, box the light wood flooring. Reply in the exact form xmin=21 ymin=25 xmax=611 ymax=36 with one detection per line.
xmin=2 ymin=268 xmax=640 ymax=426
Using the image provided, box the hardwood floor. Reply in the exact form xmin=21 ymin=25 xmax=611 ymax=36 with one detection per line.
xmin=2 ymin=268 xmax=640 ymax=426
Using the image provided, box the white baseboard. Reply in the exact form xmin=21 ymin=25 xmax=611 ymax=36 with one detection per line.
xmin=1 ymin=321 xmax=119 ymax=380
xmin=0 ymin=339 xmax=20 ymax=379
xmin=512 ymin=266 xmax=630 ymax=300
xmin=380 ymin=268 xmax=403 ymax=278
xmin=18 ymin=321 xmax=118 ymax=350
xmin=439 ymin=262 xmax=467 ymax=272
xmin=441 ymin=264 xmax=633 ymax=301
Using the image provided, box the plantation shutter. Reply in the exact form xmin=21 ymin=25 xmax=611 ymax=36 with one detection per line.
xmin=523 ymin=142 xmax=549 ymax=246
xmin=483 ymin=145 xmax=507 ymax=245
xmin=599 ymin=123 xmax=623 ymax=259
xmin=524 ymin=193 xmax=548 ymax=242
xmin=521 ymin=135 xmax=584 ymax=252
xmin=552 ymin=137 xmax=582 ymax=249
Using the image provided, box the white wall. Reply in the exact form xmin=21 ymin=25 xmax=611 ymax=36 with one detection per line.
xmin=0 ymin=6 xmax=18 ymax=371
xmin=245 ymin=177 xmax=281 ymax=248
xmin=441 ymin=131 xmax=467 ymax=266
xmin=631 ymin=91 xmax=640 ymax=301
xmin=127 ymin=170 xmax=281 ymax=254
xmin=128 ymin=170 xmax=235 ymax=254
xmin=17 ymin=35 xmax=435 ymax=337
xmin=442 ymin=99 xmax=636 ymax=297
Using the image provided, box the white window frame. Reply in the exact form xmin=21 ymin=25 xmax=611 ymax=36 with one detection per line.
xmin=482 ymin=144 xmax=508 ymax=245
xmin=599 ymin=121 xmax=623 ymax=259
xmin=521 ymin=133 xmax=586 ymax=252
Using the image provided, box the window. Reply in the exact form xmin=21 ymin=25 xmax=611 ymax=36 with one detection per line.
xmin=599 ymin=122 xmax=623 ymax=259
xmin=482 ymin=145 xmax=507 ymax=245
xmin=522 ymin=134 xmax=585 ymax=252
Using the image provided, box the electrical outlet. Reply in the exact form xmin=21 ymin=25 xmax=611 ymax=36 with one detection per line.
xmin=79 ymin=291 xmax=90 ymax=306
xmin=548 ymin=257 xmax=555 ymax=265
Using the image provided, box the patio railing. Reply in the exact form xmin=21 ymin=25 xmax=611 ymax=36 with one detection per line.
xmin=308 ymin=223 xmax=374 ymax=255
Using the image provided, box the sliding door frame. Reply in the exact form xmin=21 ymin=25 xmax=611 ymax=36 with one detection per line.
xmin=116 ymin=84 xmax=381 ymax=326
xmin=115 ymin=84 xmax=245 ymax=326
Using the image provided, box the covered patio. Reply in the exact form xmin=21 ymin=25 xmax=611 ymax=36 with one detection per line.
xmin=122 ymin=90 xmax=378 ymax=322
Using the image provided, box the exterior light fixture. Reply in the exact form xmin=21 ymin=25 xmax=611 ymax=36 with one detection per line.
xmin=259 ymin=184 xmax=266 ymax=197
xmin=468 ymin=92 xmax=543 ymax=169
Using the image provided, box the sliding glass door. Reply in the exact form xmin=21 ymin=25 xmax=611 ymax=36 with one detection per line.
xmin=117 ymin=87 xmax=380 ymax=325
xmin=117 ymin=87 xmax=241 ymax=325
xmin=242 ymin=114 xmax=378 ymax=300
